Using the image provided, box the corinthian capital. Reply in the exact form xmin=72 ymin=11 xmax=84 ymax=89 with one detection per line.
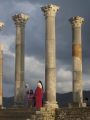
xmin=41 ymin=4 xmax=59 ymax=17
xmin=12 ymin=13 xmax=29 ymax=25
xmin=69 ymin=16 xmax=84 ymax=28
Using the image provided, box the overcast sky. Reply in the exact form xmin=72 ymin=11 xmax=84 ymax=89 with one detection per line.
xmin=0 ymin=0 xmax=90 ymax=97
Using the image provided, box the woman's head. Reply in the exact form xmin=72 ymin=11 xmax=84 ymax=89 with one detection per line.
xmin=37 ymin=81 xmax=43 ymax=89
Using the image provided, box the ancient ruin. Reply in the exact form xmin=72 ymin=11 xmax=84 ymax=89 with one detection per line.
xmin=12 ymin=13 xmax=29 ymax=105
xmin=0 ymin=4 xmax=90 ymax=120
xmin=41 ymin=4 xmax=59 ymax=108
xmin=0 ymin=21 xmax=4 ymax=107
xmin=69 ymin=16 xmax=86 ymax=107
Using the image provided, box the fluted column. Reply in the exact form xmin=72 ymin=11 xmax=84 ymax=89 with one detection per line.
xmin=12 ymin=13 xmax=29 ymax=104
xmin=0 ymin=22 xmax=4 ymax=107
xmin=69 ymin=16 xmax=84 ymax=105
xmin=41 ymin=4 xmax=59 ymax=108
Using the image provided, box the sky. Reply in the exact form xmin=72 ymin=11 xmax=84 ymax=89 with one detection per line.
xmin=0 ymin=0 xmax=90 ymax=97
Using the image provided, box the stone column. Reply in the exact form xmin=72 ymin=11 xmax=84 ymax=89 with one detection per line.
xmin=0 ymin=21 xmax=4 ymax=107
xmin=41 ymin=4 xmax=59 ymax=108
xmin=69 ymin=16 xmax=84 ymax=106
xmin=0 ymin=45 xmax=4 ymax=107
xmin=12 ymin=13 xmax=29 ymax=104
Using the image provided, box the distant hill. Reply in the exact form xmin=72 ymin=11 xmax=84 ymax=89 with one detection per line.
xmin=56 ymin=92 xmax=73 ymax=107
xmin=3 ymin=91 xmax=90 ymax=107
xmin=56 ymin=91 xmax=90 ymax=107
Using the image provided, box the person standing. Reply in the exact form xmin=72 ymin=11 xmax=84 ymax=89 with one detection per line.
xmin=24 ymin=84 xmax=30 ymax=107
xmin=34 ymin=81 xmax=43 ymax=109
xmin=29 ymin=89 xmax=34 ymax=107
xmin=25 ymin=90 xmax=30 ymax=108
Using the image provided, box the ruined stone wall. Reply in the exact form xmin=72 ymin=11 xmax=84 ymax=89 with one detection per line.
xmin=56 ymin=107 xmax=90 ymax=120
xmin=30 ymin=108 xmax=55 ymax=120
xmin=0 ymin=107 xmax=90 ymax=120
xmin=0 ymin=107 xmax=55 ymax=120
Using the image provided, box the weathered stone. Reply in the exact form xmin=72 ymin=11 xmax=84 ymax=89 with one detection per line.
xmin=0 ymin=22 xmax=4 ymax=107
xmin=56 ymin=107 xmax=90 ymax=120
xmin=12 ymin=13 xmax=29 ymax=104
xmin=0 ymin=43 xmax=4 ymax=107
xmin=41 ymin=4 xmax=59 ymax=108
xmin=0 ymin=107 xmax=90 ymax=120
xmin=69 ymin=16 xmax=85 ymax=106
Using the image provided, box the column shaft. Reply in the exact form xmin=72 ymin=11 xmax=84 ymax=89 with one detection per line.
xmin=41 ymin=4 xmax=59 ymax=108
xmin=0 ymin=22 xmax=4 ymax=107
xmin=45 ymin=16 xmax=56 ymax=102
xmin=13 ymin=13 xmax=29 ymax=104
xmin=15 ymin=24 xmax=25 ymax=104
xmin=72 ymin=27 xmax=82 ymax=103
xmin=70 ymin=16 xmax=84 ymax=105
xmin=0 ymin=50 xmax=3 ymax=106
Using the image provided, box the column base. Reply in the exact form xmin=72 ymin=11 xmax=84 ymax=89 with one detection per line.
xmin=44 ymin=101 xmax=58 ymax=108
xmin=68 ymin=102 xmax=86 ymax=108
xmin=0 ymin=105 xmax=6 ymax=109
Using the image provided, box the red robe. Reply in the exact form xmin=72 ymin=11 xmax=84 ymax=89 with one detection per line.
xmin=35 ymin=87 xmax=43 ymax=108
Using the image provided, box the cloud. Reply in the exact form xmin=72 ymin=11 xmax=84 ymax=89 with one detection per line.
xmin=4 ymin=83 xmax=14 ymax=97
xmin=3 ymin=52 xmax=45 ymax=97
xmin=57 ymin=68 xmax=72 ymax=82
xmin=57 ymin=82 xmax=72 ymax=93
xmin=13 ymin=1 xmax=41 ymax=14
xmin=0 ymin=0 xmax=90 ymax=97
xmin=57 ymin=68 xmax=72 ymax=93
xmin=0 ymin=35 xmax=15 ymax=51
xmin=3 ymin=52 xmax=15 ymax=97
xmin=25 ymin=56 xmax=45 ymax=90
xmin=83 ymin=74 xmax=90 ymax=90
xmin=57 ymin=67 xmax=90 ymax=93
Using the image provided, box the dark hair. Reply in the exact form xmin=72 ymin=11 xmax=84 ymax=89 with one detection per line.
xmin=26 ymin=90 xmax=29 ymax=94
xmin=30 ymin=89 xmax=33 ymax=94
xmin=38 ymin=80 xmax=43 ymax=89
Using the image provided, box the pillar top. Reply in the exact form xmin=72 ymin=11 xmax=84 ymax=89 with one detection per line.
xmin=0 ymin=21 xmax=4 ymax=30
xmin=69 ymin=16 xmax=84 ymax=28
xmin=12 ymin=13 xmax=29 ymax=25
xmin=41 ymin=4 xmax=59 ymax=16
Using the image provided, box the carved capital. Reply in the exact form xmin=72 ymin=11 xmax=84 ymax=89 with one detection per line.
xmin=0 ymin=21 xmax=4 ymax=30
xmin=12 ymin=13 xmax=29 ymax=26
xmin=41 ymin=4 xmax=59 ymax=17
xmin=69 ymin=16 xmax=84 ymax=28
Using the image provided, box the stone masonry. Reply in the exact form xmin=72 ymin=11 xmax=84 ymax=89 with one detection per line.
xmin=12 ymin=13 xmax=29 ymax=104
xmin=69 ymin=16 xmax=84 ymax=106
xmin=41 ymin=4 xmax=59 ymax=108
xmin=0 ymin=107 xmax=90 ymax=120
xmin=0 ymin=45 xmax=3 ymax=107
xmin=0 ymin=21 xmax=4 ymax=107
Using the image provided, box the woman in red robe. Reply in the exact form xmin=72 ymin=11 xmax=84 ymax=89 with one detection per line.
xmin=34 ymin=81 xmax=43 ymax=108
